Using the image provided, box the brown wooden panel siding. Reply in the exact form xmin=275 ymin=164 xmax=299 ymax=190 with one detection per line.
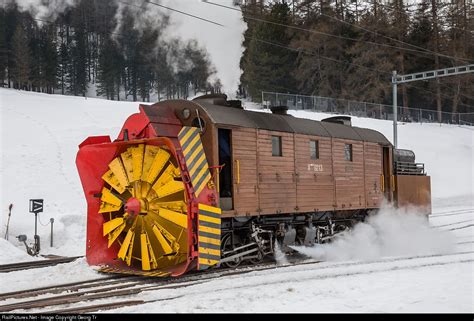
xmin=332 ymin=139 xmax=365 ymax=209
xmin=230 ymin=127 xmax=259 ymax=216
xmin=364 ymin=142 xmax=383 ymax=208
xmin=294 ymin=134 xmax=335 ymax=212
xmin=257 ymin=129 xmax=297 ymax=214
xmin=395 ymin=175 xmax=431 ymax=214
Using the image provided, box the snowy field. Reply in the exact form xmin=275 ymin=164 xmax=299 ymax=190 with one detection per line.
xmin=0 ymin=88 xmax=473 ymax=312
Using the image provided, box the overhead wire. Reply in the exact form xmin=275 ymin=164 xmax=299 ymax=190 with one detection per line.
xmin=21 ymin=0 xmax=474 ymax=109
xmin=203 ymin=0 xmax=473 ymax=63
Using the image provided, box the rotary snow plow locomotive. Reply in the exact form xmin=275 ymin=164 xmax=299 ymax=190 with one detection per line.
xmin=77 ymin=94 xmax=431 ymax=277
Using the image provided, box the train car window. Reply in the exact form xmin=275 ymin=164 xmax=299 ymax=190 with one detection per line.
xmin=310 ymin=140 xmax=319 ymax=159
xmin=344 ymin=143 xmax=353 ymax=161
xmin=272 ymin=136 xmax=282 ymax=156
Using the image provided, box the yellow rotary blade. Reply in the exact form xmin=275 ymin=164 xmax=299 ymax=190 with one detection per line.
xmin=107 ymin=222 xmax=126 ymax=248
xmin=152 ymin=221 xmax=179 ymax=254
xmin=125 ymin=230 xmax=135 ymax=266
xmin=149 ymin=200 xmax=187 ymax=213
xmin=120 ymin=148 xmax=134 ymax=183
xmin=151 ymin=164 xmax=179 ymax=191
xmin=151 ymin=224 xmax=174 ymax=255
xmin=99 ymin=188 xmax=123 ymax=213
xmin=157 ymin=208 xmax=188 ymax=229
xmin=103 ymin=217 xmax=124 ymax=236
xmin=142 ymin=147 xmax=171 ymax=184
xmin=140 ymin=232 xmax=158 ymax=270
xmin=154 ymin=180 xmax=185 ymax=198
xmin=108 ymin=157 xmax=129 ymax=189
xmin=131 ymin=144 xmax=145 ymax=182
xmin=102 ymin=170 xmax=126 ymax=194
xmin=117 ymin=228 xmax=134 ymax=260
xmin=98 ymin=202 xmax=121 ymax=213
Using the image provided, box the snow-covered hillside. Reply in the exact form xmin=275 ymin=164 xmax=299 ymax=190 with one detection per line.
xmin=0 ymin=89 xmax=472 ymax=312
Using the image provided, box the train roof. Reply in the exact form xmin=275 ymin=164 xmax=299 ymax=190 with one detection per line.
xmin=193 ymin=95 xmax=391 ymax=146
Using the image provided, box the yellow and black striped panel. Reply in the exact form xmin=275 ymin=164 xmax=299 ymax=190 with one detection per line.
xmin=198 ymin=203 xmax=222 ymax=270
xmin=178 ymin=126 xmax=212 ymax=197
xmin=99 ymin=266 xmax=171 ymax=277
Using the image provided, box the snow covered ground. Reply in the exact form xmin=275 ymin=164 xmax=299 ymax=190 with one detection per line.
xmin=0 ymin=88 xmax=473 ymax=312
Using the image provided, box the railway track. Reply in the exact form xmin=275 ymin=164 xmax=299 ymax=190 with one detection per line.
xmin=1 ymin=250 xmax=473 ymax=313
xmin=429 ymin=208 xmax=473 ymax=218
xmin=0 ymin=256 xmax=83 ymax=273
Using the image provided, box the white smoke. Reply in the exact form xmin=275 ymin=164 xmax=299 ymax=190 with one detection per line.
xmin=6 ymin=0 xmax=77 ymax=21
xmin=274 ymin=241 xmax=289 ymax=266
xmin=159 ymin=0 xmax=245 ymax=95
xmin=6 ymin=0 xmax=246 ymax=95
xmin=292 ymin=203 xmax=456 ymax=261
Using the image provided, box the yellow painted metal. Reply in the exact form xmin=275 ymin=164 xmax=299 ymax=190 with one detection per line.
xmin=235 ymin=159 xmax=240 ymax=184
xmin=198 ymin=247 xmax=220 ymax=256
xmin=108 ymin=157 xmax=129 ymax=188
xmin=152 ymin=225 xmax=173 ymax=255
xmin=179 ymin=127 xmax=196 ymax=147
xmin=131 ymin=144 xmax=144 ymax=182
xmin=198 ymin=235 xmax=220 ymax=245
xmin=391 ymin=175 xmax=396 ymax=190
xmin=198 ymin=257 xmax=219 ymax=266
xmin=103 ymin=217 xmax=124 ymax=236
xmin=118 ymin=229 xmax=134 ymax=260
xmin=140 ymin=233 xmax=151 ymax=270
xmin=183 ymin=134 xmax=201 ymax=155
xmin=101 ymin=188 xmax=123 ymax=207
xmin=151 ymin=164 xmax=176 ymax=192
xmin=149 ymin=200 xmax=186 ymax=213
xmin=197 ymin=203 xmax=221 ymax=270
xmin=199 ymin=225 xmax=220 ymax=236
xmin=188 ymin=153 xmax=207 ymax=178
xmin=155 ymin=180 xmax=185 ymax=198
xmin=198 ymin=213 xmax=220 ymax=224
xmin=195 ymin=173 xmax=211 ymax=197
xmin=186 ymin=144 xmax=203 ymax=168
xmin=143 ymin=148 xmax=170 ymax=184
xmin=152 ymin=221 xmax=179 ymax=252
xmin=108 ymin=222 xmax=126 ymax=248
xmin=380 ymin=174 xmax=385 ymax=192
xmin=102 ymin=170 xmax=126 ymax=194
xmin=199 ymin=203 xmax=221 ymax=214
xmin=125 ymin=230 xmax=135 ymax=266
xmin=158 ymin=208 xmax=188 ymax=229
xmin=99 ymin=202 xmax=122 ymax=214
xmin=141 ymin=145 xmax=160 ymax=181
xmin=120 ymin=149 xmax=134 ymax=182
xmin=101 ymin=143 xmax=190 ymax=272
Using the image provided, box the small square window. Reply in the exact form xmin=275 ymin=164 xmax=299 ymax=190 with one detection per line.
xmin=344 ymin=143 xmax=353 ymax=161
xmin=310 ymin=140 xmax=319 ymax=159
xmin=272 ymin=136 xmax=282 ymax=156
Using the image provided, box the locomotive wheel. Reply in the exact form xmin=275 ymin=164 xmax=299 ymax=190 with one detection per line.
xmin=248 ymin=250 xmax=264 ymax=265
xmin=221 ymin=233 xmax=242 ymax=268
xmin=99 ymin=144 xmax=188 ymax=271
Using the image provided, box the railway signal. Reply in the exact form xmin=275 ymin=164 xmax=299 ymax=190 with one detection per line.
xmin=28 ymin=198 xmax=44 ymax=255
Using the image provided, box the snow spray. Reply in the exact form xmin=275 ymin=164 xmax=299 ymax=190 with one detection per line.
xmin=291 ymin=202 xmax=456 ymax=261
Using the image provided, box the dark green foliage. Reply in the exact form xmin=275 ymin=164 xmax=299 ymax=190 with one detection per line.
xmin=1 ymin=0 xmax=217 ymax=101
xmin=241 ymin=2 xmax=297 ymax=101
xmin=240 ymin=0 xmax=474 ymax=114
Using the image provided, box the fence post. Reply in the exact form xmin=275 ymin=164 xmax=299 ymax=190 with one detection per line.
xmin=419 ymin=109 xmax=422 ymax=124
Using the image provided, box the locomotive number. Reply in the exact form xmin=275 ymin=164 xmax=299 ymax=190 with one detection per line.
xmin=308 ymin=164 xmax=323 ymax=172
